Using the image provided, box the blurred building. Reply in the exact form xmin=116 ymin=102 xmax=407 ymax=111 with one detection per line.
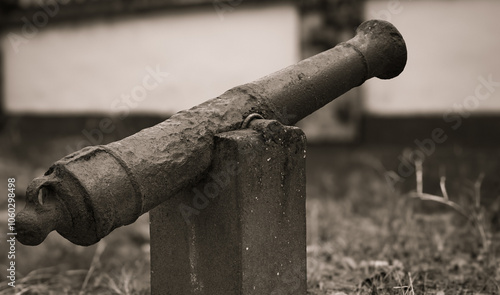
xmin=0 ymin=0 xmax=364 ymax=142
xmin=363 ymin=0 xmax=500 ymax=146
xmin=1 ymin=0 xmax=500 ymax=197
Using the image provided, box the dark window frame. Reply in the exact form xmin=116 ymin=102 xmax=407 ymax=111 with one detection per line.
xmin=0 ymin=0 xmax=295 ymax=27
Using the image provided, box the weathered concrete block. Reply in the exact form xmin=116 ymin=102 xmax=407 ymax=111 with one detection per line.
xmin=150 ymin=120 xmax=306 ymax=294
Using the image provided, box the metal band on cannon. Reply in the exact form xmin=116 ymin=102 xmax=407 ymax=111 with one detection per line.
xmin=17 ymin=20 xmax=407 ymax=246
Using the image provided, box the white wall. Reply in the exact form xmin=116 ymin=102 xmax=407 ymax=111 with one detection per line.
xmin=1 ymin=3 xmax=299 ymax=115
xmin=364 ymin=0 xmax=500 ymax=116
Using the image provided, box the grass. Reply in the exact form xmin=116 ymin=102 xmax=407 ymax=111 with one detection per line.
xmin=305 ymin=150 xmax=500 ymax=294
xmin=306 ymin=197 xmax=499 ymax=294
xmin=0 ymin=147 xmax=499 ymax=294
xmin=0 ymin=214 xmax=151 ymax=295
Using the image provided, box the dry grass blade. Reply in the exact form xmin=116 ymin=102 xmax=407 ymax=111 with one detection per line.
xmin=79 ymin=241 xmax=107 ymax=295
xmin=407 ymin=272 xmax=415 ymax=295
xmin=408 ymin=192 xmax=472 ymax=222
xmin=105 ymin=273 xmax=124 ymax=294
xmin=474 ymin=173 xmax=485 ymax=210
xmin=440 ymin=176 xmax=449 ymax=200
xmin=393 ymin=272 xmax=415 ymax=295
xmin=410 ymin=159 xmax=492 ymax=253
xmin=415 ymin=159 xmax=423 ymax=196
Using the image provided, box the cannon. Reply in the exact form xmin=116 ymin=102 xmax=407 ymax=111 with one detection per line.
xmin=17 ymin=20 xmax=407 ymax=247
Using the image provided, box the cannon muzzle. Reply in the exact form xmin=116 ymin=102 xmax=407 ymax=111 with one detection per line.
xmin=17 ymin=19 xmax=407 ymax=246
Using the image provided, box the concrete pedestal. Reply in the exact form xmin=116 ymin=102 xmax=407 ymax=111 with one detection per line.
xmin=150 ymin=120 xmax=306 ymax=294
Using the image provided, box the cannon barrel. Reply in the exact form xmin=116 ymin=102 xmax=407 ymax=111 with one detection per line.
xmin=17 ymin=20 xmax=407 ymax=246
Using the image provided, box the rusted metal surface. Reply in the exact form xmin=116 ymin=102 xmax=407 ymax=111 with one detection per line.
xmin=17 ymin=19 xmax=407 ymax=246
